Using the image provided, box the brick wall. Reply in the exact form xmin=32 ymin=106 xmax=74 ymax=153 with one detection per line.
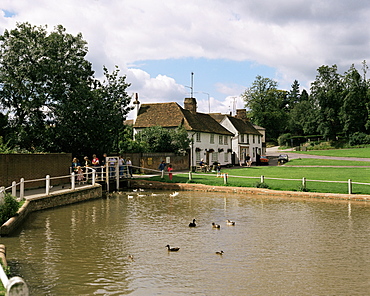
xmin=0 ymin=153 xmax=72 ymax=188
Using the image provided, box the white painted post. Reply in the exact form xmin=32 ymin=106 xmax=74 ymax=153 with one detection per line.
xmin=223 ymin=173 xmax=228 ymax=184
xmin=302 ymin=177 xmax=306 ymax=188
xmin=46 ymin=175 xmax=50 ymax=195
xmin=12 ymin=181 xmax=16 ymax=197
xmin=161 ymin=170 xmax=164 ymax=179
xmin=6 ymin=276 xmax=29 ymax=295
xmin=0 ymin=187 xmax=4 ymax=198
xmin=348 ymin=179 xmax=352 ymax=194
xmin=189 ymin=171 xmax=192 ymax=181
xmin=20 ymin=178 xmax=24 ymax=200
xmin=71 ymin=172 xmax=75 ymax=190
xmin=92 ymin=170 xmax=96 ymax=185
xmin=260 ymin=175 xmax=264 ymax=183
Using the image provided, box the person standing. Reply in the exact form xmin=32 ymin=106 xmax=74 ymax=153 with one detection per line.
xmin=246 ymin=154 xmax=251 ymax=167
xmin=71 ymin=157 xmax=80 ymax=174
xmin=92 ymin=154 xmax=100 ymax=167
xmin=158 ymin=160 xmax=166 ymax=178
xmin=126 ymin=157 xmax=133 ymax=178
xmin=167 ymin=164 xmax=173 ymax=181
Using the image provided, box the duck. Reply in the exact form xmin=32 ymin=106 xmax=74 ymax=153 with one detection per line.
xmin=212 ymin=222 xmax=221 ymax=229
xmin=215 ymin=250 xmax=224 ymax=255
xmin=189 ymin=219 xmax=196 ymax=227
xmin=127 ymin=195 xmax=134 ymax=199
xmin=127 ymin=254 xmax=135 ymax=261
xmin=170 ymin=191 xmax=179 ymax=197
xmin=226 ymin=219 xmax=235 ymax=226
xmin=166 ymin=245 xmax=180 ymax=252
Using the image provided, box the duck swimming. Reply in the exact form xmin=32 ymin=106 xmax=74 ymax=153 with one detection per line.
xmin=166 ymin=245 xmax=180 ymax=252
xmin=212 ymin=222 xmax=221 ymax=229
xmin=189 ymin=219 xmax=196 ymax=227
xmin=215 ymin=251 xmax=224 ymax=255
xmin=226 ymin=219 xmax=235 ymax=226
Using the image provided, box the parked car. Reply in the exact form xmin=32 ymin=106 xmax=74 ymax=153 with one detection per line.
xmin=278 ymin=154 xmax=289 ymax=165
xmin=259 ymin=155 xmax=269 ymax=165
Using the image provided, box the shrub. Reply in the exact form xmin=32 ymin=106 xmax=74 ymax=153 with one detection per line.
xmin=255 ymin=182 xmax=269 ymax=189
xmin=0 ymin=193 xmax=20 ymax=225
xmin=349 ymin=132 xmax=370 ymax=146
xmin=277 ymin=133 xmax=292 ymax=147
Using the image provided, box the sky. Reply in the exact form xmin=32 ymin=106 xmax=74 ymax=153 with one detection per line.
xmin=1 ymin=0 xmax=370 ymax=119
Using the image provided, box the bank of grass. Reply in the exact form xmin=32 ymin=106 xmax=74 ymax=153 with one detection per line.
xmin=291 ymin=146 xmax=370 ymax=158
xmin=142 ymin=166 xmax=370 ymax=195
xmin=286 ymin=158 xmax=370 ymax=166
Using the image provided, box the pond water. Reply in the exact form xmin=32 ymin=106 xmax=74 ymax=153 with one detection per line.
xmin=2 ymin=190 xmax=370 ymax=295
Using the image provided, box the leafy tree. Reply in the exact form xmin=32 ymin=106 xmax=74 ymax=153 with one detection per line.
xmin=241 ymin=75 xmax=288 ymax=141
xmin=310 ymin=65 xmax=344 ymax=140
xmin=0 ymin=22 xmax=132 ymax=156
xmin=340 ymin=64 xmax=369 ymax=136
xmin=132 ymin=126 xmax=191 ymax=153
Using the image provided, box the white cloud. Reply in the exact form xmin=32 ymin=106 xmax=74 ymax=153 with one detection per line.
xmin=1 ymin=0 xmax=370 ymax=111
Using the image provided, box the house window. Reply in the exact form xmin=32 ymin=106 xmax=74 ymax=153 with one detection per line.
xmin=196 ymin=151 xmax=201 ymax=162
xmin=219 ymin=135 xmax=223 ymax=144
xmin=240 ymin=134 xmax=244 ymax=143
xmin=210 ymin=134 xmax=214 ymax=144
xmin=224 ymin=152 xmax=228 ymax=162
xmin=253 ymin=135 xmax=255 ymax=144
xmin=196 ymin=132 xmax=201 ymax=142
xmin=212 ymin=152 xmax=218 ymax=162
xmin=224 ymin=136 xmax=228 ymax=145
xmin=258 ymin=135 xmax=260 ymax=144
xmin=246 ymin=135 xmax=249 ymax=144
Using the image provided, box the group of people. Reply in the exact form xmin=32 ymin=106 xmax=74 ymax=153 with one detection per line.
xmin=199 ymin=159 xmax=221 ymax=173
xmin=71 ymin=154 xmax=133 ymax=182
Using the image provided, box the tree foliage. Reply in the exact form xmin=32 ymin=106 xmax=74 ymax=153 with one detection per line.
xmin=0 ymin=22 xmax=132 ymax=156
xmin=242 ymin=62 xmax=370 ymax=145
xmin=131 ymin=126 xmax=191 ymax=154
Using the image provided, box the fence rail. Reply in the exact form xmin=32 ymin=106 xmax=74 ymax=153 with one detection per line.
xmin=190 ymin=172 xmax=370 ymax=195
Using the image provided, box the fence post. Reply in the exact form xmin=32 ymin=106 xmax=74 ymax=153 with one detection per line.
xmin=302 ymin=177 xmax=306 ymax=188
xmin=0 ymin=187 xmax=4 ymax=198
xmin=71 ymin=172 xmax=75 ymax=190
xmin=223 ymin=173 xmax=228 ymax=184
xmin=12 ymin=181 xmax=16 ymax=197
xmin=46 ymin=175 xmax=50 ymax=195
xmin=260 ymin=175 xmax=264 ymax=183
xmin=92 ymin=170 xmax=96 ymax=185
xmin=188 ymin=171 xmax=192 ymax=181
xmin=348 ymin=179 xmax=352 ymax=194
xmin=161 ymin=170 xmax=164 ymax=179
xmin=20 ymin=178 xmax=24 ymax=200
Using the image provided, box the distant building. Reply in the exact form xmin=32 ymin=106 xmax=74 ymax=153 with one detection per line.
xmin=210 ymin=109 xmax=263 ymax=165
xmin=133 ymin=96 xmax=234 ymax=167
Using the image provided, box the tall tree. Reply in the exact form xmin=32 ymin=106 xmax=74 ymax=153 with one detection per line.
xmin=0 ymin=22 xmax=132 ymax=155
xmin=241 ymin=75 xmax=288 ymax=140
xmin=310 ymin=65 xmax=344 ymax=140
xmin=340 ymin=64 xmax=369 ymax=136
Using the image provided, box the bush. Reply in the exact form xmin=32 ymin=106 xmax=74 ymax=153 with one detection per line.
xmin=255 ymin=182 xmax=269 ymax=189
xmin=277 ymin=133 xmax=292 ymax=147
xmin=0 ymin=193 xmax=20 ymax=225
xmin=349 ymin=132 xmax=370 ymax=146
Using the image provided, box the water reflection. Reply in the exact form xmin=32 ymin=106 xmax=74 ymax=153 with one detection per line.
xmin=2 ymin=191 xmax=370 ymax=295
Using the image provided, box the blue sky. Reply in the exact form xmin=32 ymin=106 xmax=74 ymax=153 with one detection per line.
xmin=1 ymin=0 xmax=370 ymax=118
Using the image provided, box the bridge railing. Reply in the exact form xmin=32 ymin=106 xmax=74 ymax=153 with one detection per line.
xmin=0 ymin=167 xmax=97 ymax=200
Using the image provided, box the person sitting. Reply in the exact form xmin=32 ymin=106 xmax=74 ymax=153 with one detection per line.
xmin=199 ymin=159 xmax=208 ymax=172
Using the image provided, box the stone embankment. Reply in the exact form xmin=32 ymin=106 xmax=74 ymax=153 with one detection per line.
xmin=130 ymin=179 xmax=370 ymax=203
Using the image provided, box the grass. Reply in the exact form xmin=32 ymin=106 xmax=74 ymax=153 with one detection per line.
xmin=291 ymin=146 xmax=370 ymax=158
xmin=141 ymin=166 xmax=370 ymax=195
xmin=286 ymin=158 xmax=370 ymax=166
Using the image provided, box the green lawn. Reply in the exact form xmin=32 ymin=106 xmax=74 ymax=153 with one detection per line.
xmin=286 ymin=158 xmax=370 ymax=166
xmin=290 ymin=146 xmax=370 ymax=158
xmin=143 ymin=166 xmax=370 ymax=195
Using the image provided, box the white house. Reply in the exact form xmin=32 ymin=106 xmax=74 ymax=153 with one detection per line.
xmin=210 ymin=109 xmax=263 ymax=165
xmin=132 ymin=96 xmax=234 ymax=168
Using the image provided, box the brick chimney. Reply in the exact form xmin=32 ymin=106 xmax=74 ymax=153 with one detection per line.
xmin=235 ymin=109 xmax=248 ymax=122
xmin=184 ymin=97 xmax=197 ymax=114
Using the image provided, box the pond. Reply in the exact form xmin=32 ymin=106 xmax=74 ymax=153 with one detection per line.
xmin=2 ymin=190 xmax=370 ymax=295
